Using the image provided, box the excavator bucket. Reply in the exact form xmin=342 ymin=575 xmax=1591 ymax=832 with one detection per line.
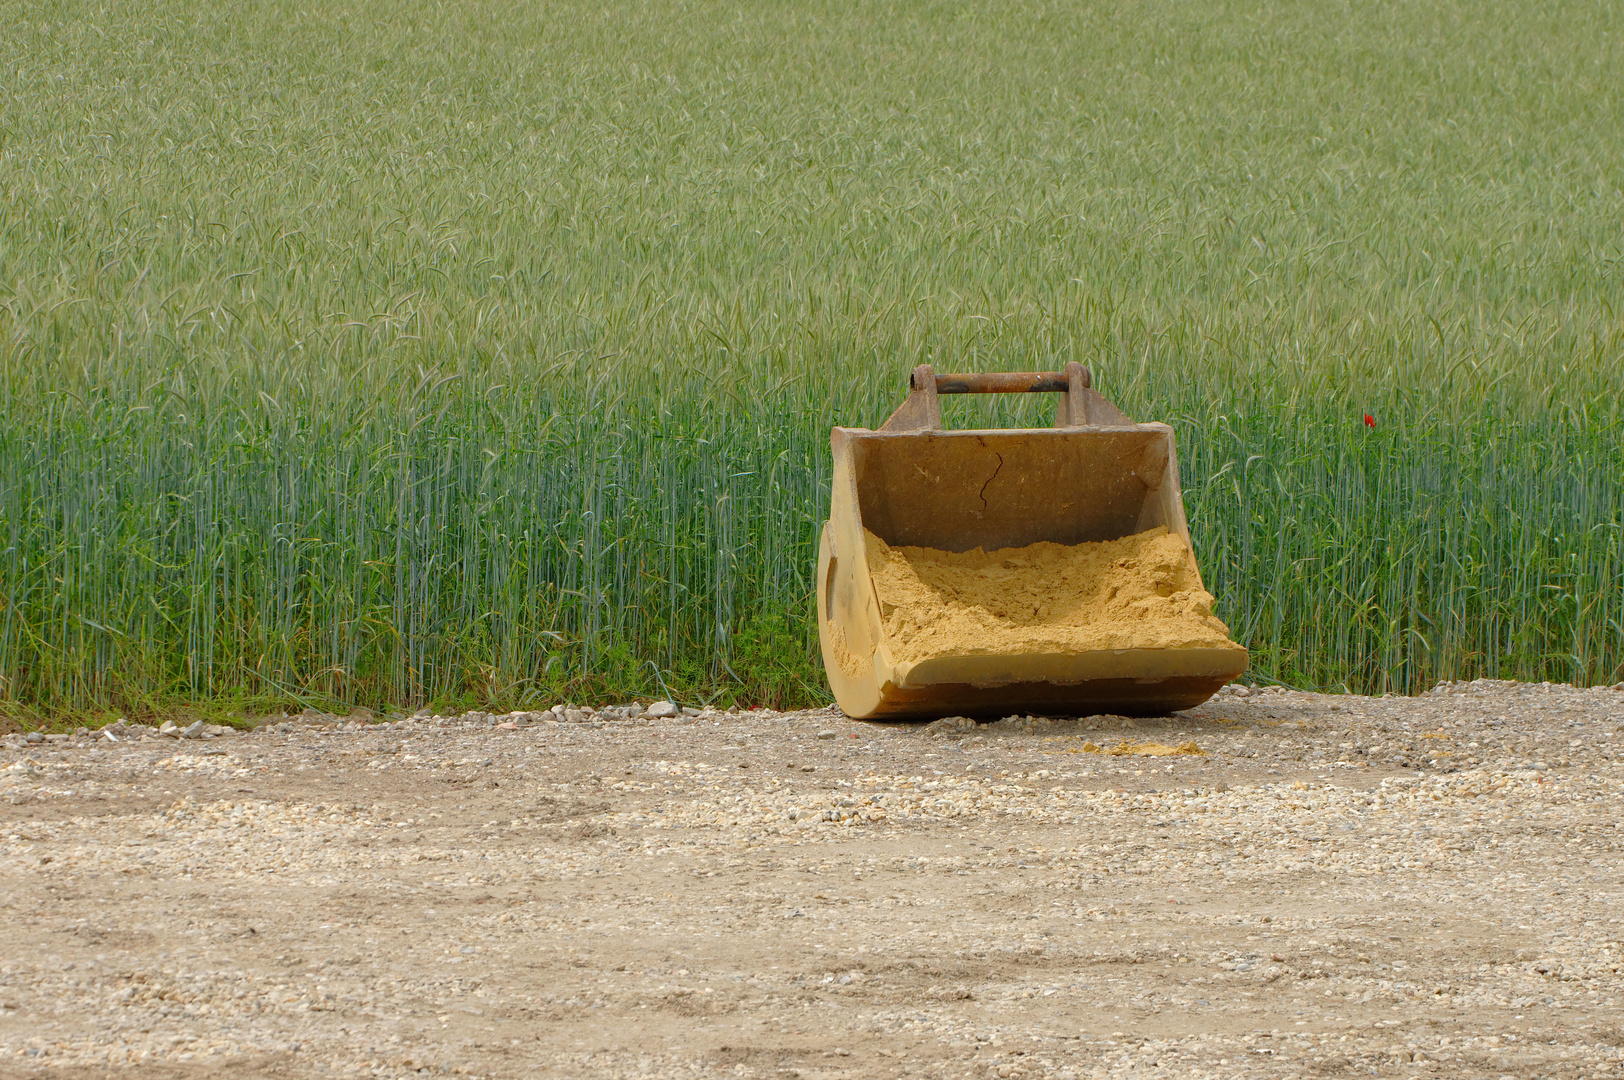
xmin=817 ymin=364 xmax=1247 ymax=720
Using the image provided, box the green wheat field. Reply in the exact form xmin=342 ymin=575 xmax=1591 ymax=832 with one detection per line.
xmin=2 ymin=0 xmax=1621 ymax=720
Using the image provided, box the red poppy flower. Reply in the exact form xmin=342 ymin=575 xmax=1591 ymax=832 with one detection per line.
xmin=1363 ymin=413 xmax=1375 ymax=428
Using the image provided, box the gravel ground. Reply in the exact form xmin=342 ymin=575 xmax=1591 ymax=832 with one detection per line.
xmin=3 ymin=679 xmax=1624 ymax=1079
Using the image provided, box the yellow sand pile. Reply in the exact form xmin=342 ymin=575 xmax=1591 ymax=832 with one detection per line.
xmin=864 ymin=526 xmax=1241 ymax=662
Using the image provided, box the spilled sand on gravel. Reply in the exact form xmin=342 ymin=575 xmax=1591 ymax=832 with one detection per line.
xmin=864 ymin=526 xmax=1242 ymax=663
xmin=1083 ymin=740 xmax=1207 ymax=757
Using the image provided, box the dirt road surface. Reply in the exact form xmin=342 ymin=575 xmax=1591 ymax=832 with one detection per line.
xmin=3 ymin=680 xmax=1623 ymax=1079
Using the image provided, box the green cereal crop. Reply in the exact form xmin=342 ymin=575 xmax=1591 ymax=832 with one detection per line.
xmin=1 ymin=0 xmax=1620 ymax=715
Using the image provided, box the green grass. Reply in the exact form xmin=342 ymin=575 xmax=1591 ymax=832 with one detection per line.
xmin=2 ymin=0 xmax=1621 ymax=718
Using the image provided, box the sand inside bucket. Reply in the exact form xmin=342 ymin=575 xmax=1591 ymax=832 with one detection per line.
xmin=864 ymin=526 xmax=1242 ymax=663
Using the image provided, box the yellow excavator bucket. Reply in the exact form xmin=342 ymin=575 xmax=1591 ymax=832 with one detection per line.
xmin=817 ymin=364 xmax=1247 ymax=720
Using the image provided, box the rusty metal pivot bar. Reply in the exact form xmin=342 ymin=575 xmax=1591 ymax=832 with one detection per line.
xmin=881 ymin=361 xmax=1127 ymax=431
xmin=916 ymin=369 xmax=1092 ymax=394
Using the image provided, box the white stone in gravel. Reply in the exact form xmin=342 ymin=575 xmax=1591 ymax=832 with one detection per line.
xmin=646 ymin=701 xmax=679 ymax=718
